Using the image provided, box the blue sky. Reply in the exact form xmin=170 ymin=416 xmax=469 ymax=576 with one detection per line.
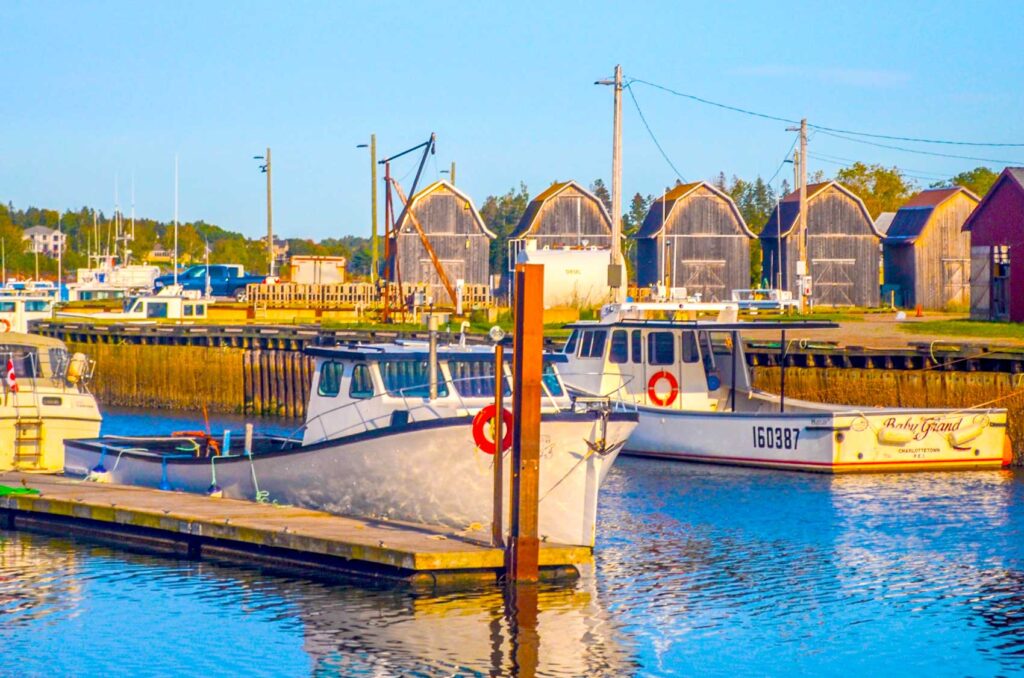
xmin=3 ymin=1 xmax=1023 ymax=240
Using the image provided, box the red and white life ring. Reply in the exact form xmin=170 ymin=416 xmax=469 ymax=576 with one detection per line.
xmin=472 ymin=404 xmax=514 ymax=455
xmin=647 ymin=371 xmax=679 ymax=407
xmin=0 ymin=319 xmax=10 ymax=333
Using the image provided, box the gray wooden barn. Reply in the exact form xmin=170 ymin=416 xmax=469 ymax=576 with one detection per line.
xmin=760 ymin=181 xmax=882 ymax=307
xmin=882 ymin=187 xmax=979 ymax=310
xmin=395 ymin=179 xmax=494 ymax=299
xmin=634 ymin=181 xmax=754 ymax=301
xmin=508 ymin=180 xmax=613 ymax=267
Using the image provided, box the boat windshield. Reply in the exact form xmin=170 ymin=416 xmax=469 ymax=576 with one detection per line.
xmin=0 ymin=345 xmax=40 ymax=378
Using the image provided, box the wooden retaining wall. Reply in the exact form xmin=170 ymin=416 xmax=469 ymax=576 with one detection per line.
xmin=752 ymin=366 xmax=1024 ymax=461
xmin=66 ymin=341 xmax=313 ymax=417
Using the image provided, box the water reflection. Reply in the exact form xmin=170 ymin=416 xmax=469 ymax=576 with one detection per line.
xmin=0 ymin=531 xmax=636 ymax=676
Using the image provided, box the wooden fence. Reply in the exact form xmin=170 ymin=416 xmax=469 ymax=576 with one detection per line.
xmin=247 ymin=282 xmax=493 ymax=310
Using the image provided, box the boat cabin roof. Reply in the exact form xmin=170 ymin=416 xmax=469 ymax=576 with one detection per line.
xmin=565 ymin=319 xmax=839 ymax=332
xmin=0 ymin=331 xmax=69 ymax=350
xmin=306 ymin=341 xmax=569 ymax=363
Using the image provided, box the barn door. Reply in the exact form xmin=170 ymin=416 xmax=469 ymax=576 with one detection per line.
xmin=941 ymin=258 xmax=969 ymax=309
xmin=992 ymin=247 xmax=1011 ymax=321
xmin=677 ymin=260 xmax=727 ymax=302
xmin=418 ymin=259 xmax=464 ymax=303
xmin=811 ymin=258 xmax=856 ymax=306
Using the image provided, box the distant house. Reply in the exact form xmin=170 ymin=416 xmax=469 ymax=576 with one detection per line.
xmin=882 ymin=187 xmax=979 ymax=310
xmin=634 ymin=181 xmax=754 ymax=301
xmin=509 ymin=181 xmax=614 ymax=268
xmin=760 ymin=182 xmax=882 ymax=307
xmin=394 ymin=179 xmax=494 ymax=302
xmin=962 ymin=167 xmax=1024 ymax=322
xmin=22 ymin=225 xmax=65 ymax=256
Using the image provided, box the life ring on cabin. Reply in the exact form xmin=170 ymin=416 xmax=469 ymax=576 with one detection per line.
xmin=0 ymin=319 xmax=10 ymax=333
xmin=472 ymin=404 xmax=514 ymax=455
xmin=647 ymin=371 xmax=679 ymax=407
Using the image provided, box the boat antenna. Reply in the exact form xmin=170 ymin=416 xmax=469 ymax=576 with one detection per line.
xmin=1 ymin=238 xmax=5 ymax=286
xmin=57 ymin=214 xmax=63 ymax=297
xmin=173 ymin=154 xmax=179 ymax=286
xmin=130 ymin=172 xmax=136 ymax=258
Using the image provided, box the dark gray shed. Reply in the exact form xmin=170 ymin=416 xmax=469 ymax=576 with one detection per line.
xmin=882 ymin=187 xmax=979 ymax=310
xmin=395 ymin=179 xmax=494 ymax=298
xmin=760 ymin=181 xmax=882 ymax=307
xmin=634 ymin=181 xmax=754 ymax=301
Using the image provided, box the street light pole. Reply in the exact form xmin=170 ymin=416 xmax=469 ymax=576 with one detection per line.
xmin=254 ymin=149 xmax=274 ymax=276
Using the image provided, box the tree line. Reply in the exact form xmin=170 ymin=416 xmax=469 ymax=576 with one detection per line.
xmin=1 ymin=164 xmax=999 ymax=283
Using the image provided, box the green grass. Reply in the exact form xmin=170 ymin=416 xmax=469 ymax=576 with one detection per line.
xmin=897 ymin=319 xmax=1024 ymax=341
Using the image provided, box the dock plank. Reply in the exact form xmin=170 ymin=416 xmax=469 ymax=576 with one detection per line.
xmin=0 ymin=472 xmax=589 ymax=584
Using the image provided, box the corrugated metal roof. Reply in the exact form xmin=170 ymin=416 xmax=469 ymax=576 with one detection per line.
xmin=883 ymin=187 xmax=978 ymax=244
xmin=874 ymin=212 xmax=896 ymax=236
xmin=511 ymin=180 xmax=611 ymax=240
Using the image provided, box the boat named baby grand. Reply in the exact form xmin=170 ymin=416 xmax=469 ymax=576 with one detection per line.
xmin=559 ymin=302 xmax=1011 ymax=473
xmin=64 ymin=337 xmax=636 ymax=548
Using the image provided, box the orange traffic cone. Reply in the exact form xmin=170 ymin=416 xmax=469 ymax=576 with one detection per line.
xmin=915 ymin=304 xmax=923 ymax=318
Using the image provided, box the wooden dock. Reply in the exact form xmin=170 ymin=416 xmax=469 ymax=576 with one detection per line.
xmin=0 ymin=472 xmax=588 ymax=588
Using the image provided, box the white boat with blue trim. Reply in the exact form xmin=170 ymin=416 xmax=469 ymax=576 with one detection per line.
xmin=64 ymin=338 xmax=635 ymax=548
xmin=559 ymin=302 xmax=1011 ymax=473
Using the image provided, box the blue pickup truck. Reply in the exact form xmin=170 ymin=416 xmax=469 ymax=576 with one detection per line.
xmin=152 ymin=265 xmax=267 ymax=300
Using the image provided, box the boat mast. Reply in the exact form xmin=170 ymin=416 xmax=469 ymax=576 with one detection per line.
xmin=173 ymin=155 xmax=179 ymax=286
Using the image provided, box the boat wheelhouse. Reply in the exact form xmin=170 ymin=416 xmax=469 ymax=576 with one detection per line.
xmin=57 ymin=287 xmax=208 ymax=323
xmin=0 ymin=332 xmax=101 ymax=472
xmin=559 ymin=302 xmax=1010 ymax=472
xmin=65 ymin=339 xmax=636 ymax=547
xmin=0 ymin=296 xmax=54 ymax=333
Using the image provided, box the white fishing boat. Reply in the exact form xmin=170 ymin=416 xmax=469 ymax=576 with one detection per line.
xmin=0 ymin=296 xmax=55 ymax=333
xmin=0 ymin=332 xmax=102 ymax=472
xmin=559 ymin=301 xmax=1011 ymax=472
xmin=56 ymin=285 xmax=208 ymax=323
xmin=64 ymin=338 xmax=636 ymax=548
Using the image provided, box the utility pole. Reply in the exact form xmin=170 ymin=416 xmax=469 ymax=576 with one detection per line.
xmin=786 ymin=118 xmax=809 ymax=311
xmin=450 ymin=161 xmax=456 ymax=186
xmin=174 ymin=155 xmax=179 ymax=286
xmin=265 ymin=147 xmax=274 ymax=277
xmin=370 ymin=135 xmax=378 ymax=284
xmin=596 ymin=64 xmax=625 ymax=302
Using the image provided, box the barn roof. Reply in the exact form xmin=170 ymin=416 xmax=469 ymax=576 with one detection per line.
xmin=511 ymin=180 xmax=613 ymax=240
xmin=397 ymin=179 xmax=496 ymax=239
xmin=883 ymin=187 xmax=979 ymax=245
xmin=874 ymin=212 xmax=896 ymax=236
xmin=637 ymin=181 xmax=754 ymax=238
xmin=760 ymin=181 xmax=879 ymax=239
xmin=962 ymin=167 xmax=1024 ymax=233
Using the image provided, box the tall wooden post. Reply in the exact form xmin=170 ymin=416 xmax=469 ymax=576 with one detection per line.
xmin=507 ymin=263 xmax=543 ymax=582
xmin=611 ymin=65 xmax=624 ymax=301
xmin=798 ymin=119 xmax=808 ymax=309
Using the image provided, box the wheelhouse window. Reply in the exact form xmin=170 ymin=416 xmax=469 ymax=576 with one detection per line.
xmin=0 ymin=302 xmax=15 ymax=313
xmin=564 ymin=330 xmax=579 ymax=356
xmin=380 ymin=360 xmax=449 ymax=398
xmin=183 ymin=304 xmax=194 ymax=317
xmin=146 ymin=302 xmax=168 ymax=319
xmin=682 ymin=331 xmax=700 ymax=363
xmin=609 ymin=330 xmax=628 ymax=364
xmin=349 ymin=364 xmax=374 ymax=399
xmin=317 ymin=361 xmax=344 ymax=397
xmin=0 ymin=346 xmax=39 ymax=378
xmin=25 ymin=300 xmax=50 ymax=312
xmin=578 ymin=330 xmax=607 ymax=359
xmin=631 ymin=330 xmax=642 ymax=363
xmin=541 ymin=361 xmax=565 ymax=397
xmin=449 ymin=359 xmax=511 ymax=398
xmin=647 ymin=331 xmax=675 ymax=366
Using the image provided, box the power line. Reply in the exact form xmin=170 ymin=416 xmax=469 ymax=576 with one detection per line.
xmin=808 ymin=151 xmax=950 ymax=180
xmin=625 ymin=83 xmax=686 ymax=183
xmin=628 ymin=77 xmax=1024 ymax=148
xmin=767 ymin=137 xmax=799 ymax=186
xmin=815 ymin=129 xmax=1024 ymax=165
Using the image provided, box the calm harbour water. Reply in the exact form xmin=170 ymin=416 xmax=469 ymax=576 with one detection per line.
xmin=1 ymin=408 xmax=1022 ymax=676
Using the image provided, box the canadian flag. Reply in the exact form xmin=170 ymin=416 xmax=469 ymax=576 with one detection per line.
xmin=6 ymin=359 xmax=18 ymax=394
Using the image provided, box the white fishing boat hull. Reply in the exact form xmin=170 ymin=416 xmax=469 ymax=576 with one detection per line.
xmin=624 ymin=404 xmax=1010 ymax=473
xmin=65 ymin=412 xmax=633 ymax=548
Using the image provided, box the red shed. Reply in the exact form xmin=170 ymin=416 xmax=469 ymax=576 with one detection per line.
xmin=962 ymin=167 xmax=1024 ymax=322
